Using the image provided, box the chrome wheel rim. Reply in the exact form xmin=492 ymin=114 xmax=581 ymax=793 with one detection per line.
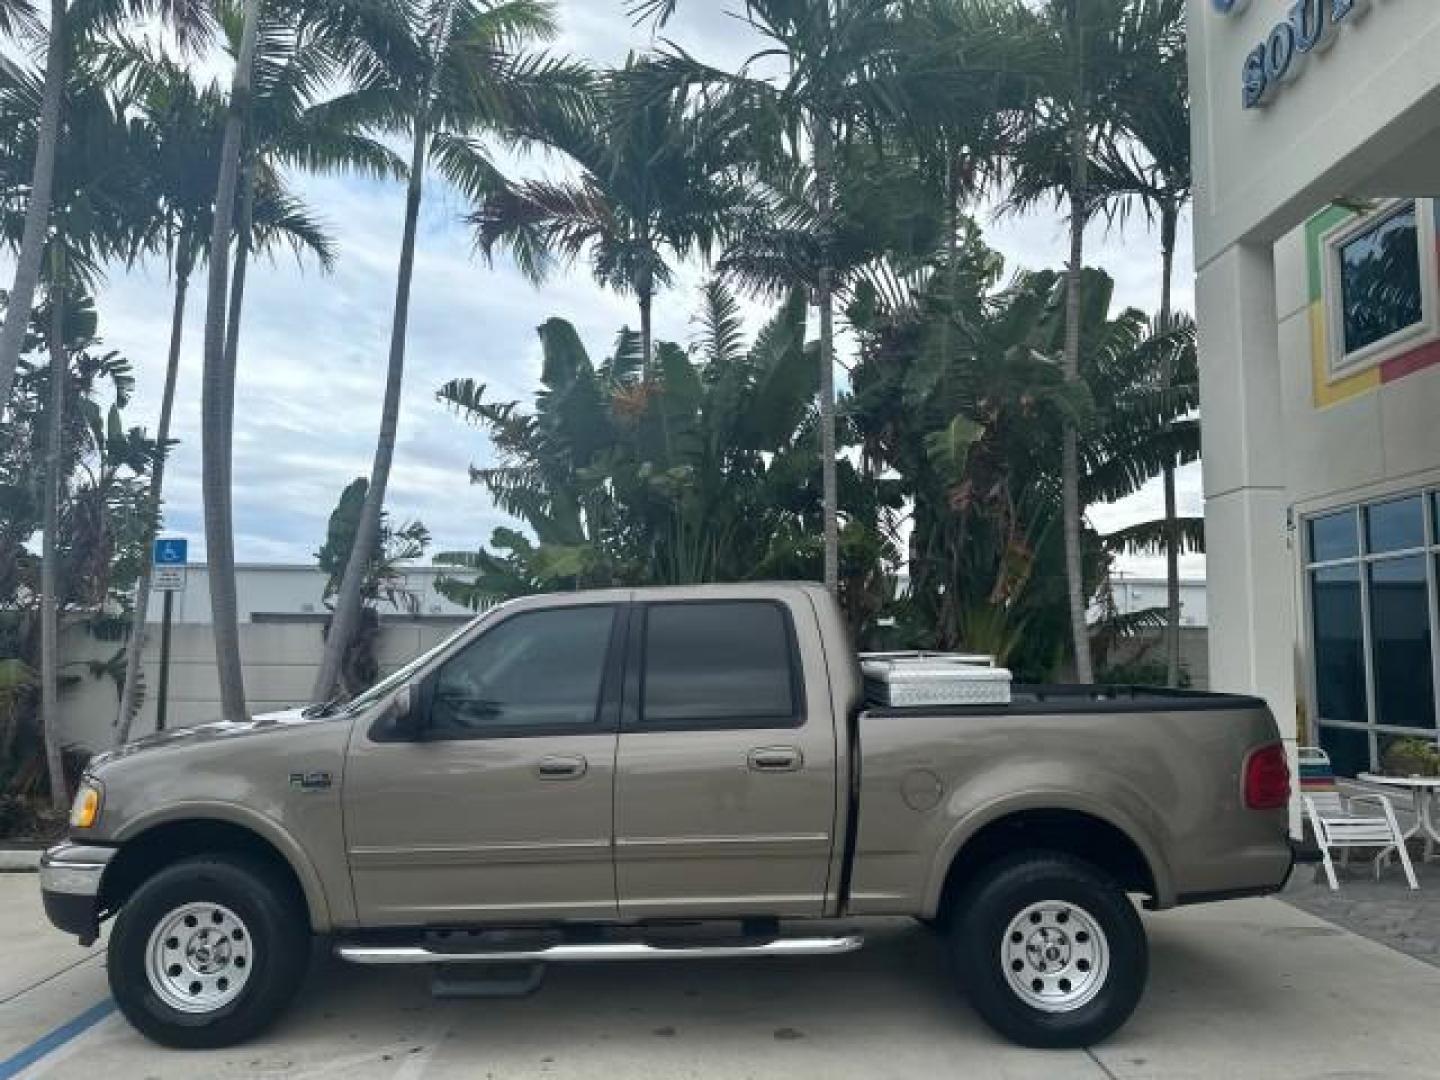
xmin=1000 ymin=900 xmax=1109 ymax=1013
xmin=145 ymin=902 xmax=253 ymax=1014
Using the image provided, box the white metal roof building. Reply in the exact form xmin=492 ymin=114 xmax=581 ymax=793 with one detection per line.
xmin=143 ymin=563 xmax=478 ymax=624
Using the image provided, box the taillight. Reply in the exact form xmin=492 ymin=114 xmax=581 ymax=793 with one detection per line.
xmin=1244 ymin=742 xmax=1291 ymax=810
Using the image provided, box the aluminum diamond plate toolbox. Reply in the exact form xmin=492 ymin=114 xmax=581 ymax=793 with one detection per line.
xmin=860 ymin=652 xmax=1012 ymax=707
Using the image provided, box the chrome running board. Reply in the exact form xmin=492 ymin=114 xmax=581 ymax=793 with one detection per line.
xmin=336 ymin=934 xmax=864 ymax=966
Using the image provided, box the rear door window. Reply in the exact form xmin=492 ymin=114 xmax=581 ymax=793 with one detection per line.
xmin=639 ymin=601 xmax=801 ymax=729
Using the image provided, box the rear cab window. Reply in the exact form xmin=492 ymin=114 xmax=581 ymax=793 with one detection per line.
xmin=636 ymin=600 xmax=804 ymax=730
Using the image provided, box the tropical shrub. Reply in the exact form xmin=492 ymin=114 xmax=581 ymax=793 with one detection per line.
xmin=434 ymin=283 xmax=903 ymax=635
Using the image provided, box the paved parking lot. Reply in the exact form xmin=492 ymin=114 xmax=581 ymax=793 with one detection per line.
xmin=4 ymin=873 xmax=1440 ymax=1079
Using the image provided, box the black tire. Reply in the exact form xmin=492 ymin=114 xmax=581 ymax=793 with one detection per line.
xmin=949 ymin=852 xmax=1147 ymax=1049
xmin=108 ymin=854 xmax=309 ymax=1048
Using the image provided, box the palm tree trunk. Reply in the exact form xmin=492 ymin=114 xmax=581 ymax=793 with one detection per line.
xmin=0 ymin=0 xmax=66 ymax=420
xmin=813 ymin=115 xmax=840 ymax=597
xmin=1062 ymin=114 xmax=1094 ymax=684
xmin=200 ymin=0 xmax=261 ymax=725
xmin=116 ymin=249 xmax=192 ymax=744
xmin=639 ymin=287 xmax=654 ymax=373
xmin=1159 ymin=202 xmax=1180 ymax=687
xmin=636 ymin=251 xmax=655 ymax=372
xmin=312 ymin=122 xmax=428 ymax=703
xmin=222 ymin=155 xmax=258 ymax=500
xmin=42 ymin=277 xmax=68 ymax=812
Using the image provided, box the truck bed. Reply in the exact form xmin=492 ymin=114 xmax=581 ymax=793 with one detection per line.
xmin=861 ymin=685 xmax=1268 ymax=718
xmin=848 ymin=684 xmax=1291 ymax=915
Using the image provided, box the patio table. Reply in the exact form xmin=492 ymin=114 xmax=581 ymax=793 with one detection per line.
xmin=1357 ymin=773 xmax=1440 ymax=862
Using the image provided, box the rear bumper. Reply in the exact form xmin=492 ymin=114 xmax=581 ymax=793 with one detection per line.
xmin=39 ymin=842 xmax=115 ymax=945
xmin=1173 ymin=840 xmax=1298 ymax=907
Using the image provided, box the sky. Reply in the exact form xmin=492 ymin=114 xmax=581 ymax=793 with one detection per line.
xmin=13 ymin=0 xmax=1205 ymax=581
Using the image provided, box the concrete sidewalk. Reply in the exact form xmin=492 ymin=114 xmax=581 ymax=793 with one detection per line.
xmin=1284 ymin=850 xmax=1440 ymax=966
xmin=3 ymin=873 xmax=1439 ymax=1079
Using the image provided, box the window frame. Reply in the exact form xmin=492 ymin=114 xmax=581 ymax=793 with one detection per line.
xmin=1321 ymin=198 xmax=1440 ymax=380
xmin=1303 ymin=489 xmax=1440 ymax=772
xmin=625 ymin=599 xmax=807 ymax=733
xmin=374 ymin=603 xmax=629 ymax=743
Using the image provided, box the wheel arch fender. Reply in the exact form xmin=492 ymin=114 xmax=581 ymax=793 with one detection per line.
xmin=923 ymin=792 xmax=1176 ymax=918
xmin=107 ymin=801 xmax=333 ymax=932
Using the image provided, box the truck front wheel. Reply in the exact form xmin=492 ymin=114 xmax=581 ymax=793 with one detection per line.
xmin=108 ymin=854 xmax=309 ymax=1048
xmin=950 ymin=853 xmax=1147 ymax=1048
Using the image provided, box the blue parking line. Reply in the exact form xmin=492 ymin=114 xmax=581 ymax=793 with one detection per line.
xmin=0 ymin=999 xmax=116 ymax=1079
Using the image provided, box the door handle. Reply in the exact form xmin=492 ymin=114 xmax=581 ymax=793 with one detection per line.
xmin=748 ymin=746 xmax=803 ymax=773
xmin=535 ymin=754 xmax=588 ymax=780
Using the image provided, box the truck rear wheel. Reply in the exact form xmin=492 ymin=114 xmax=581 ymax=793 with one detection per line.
xmin=108 ymin=854 xmax=309 ymax=1048
xmin=949 ymin=853 xmax=1147 ymax=1048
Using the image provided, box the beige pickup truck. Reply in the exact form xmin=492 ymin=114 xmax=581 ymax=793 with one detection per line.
xmin=40 ymin=583 xmax=1293 ymax=1050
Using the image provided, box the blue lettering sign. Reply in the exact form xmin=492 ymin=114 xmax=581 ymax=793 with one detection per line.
xmin=1242 ymin=0 xmax=1372 ymax=110
xmin=1292 ymin=0 xmax=1328 ymax=54
xmin=1241 ymin=45 xmax=1268 ymax=109
xmin=1264 ymin=21 xmax=1297 ymax=86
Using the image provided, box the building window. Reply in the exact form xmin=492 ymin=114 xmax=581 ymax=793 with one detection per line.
xmin=1322 ymin=199 xmax=1440 ymax=378
xmin=1304 ymin=491 xmax=1440 ymax=775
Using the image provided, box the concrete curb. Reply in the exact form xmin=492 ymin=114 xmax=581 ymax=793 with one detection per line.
xmin=0 ymin=850 xmax=43 ymax=872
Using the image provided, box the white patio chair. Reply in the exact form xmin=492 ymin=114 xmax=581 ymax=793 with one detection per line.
xmin=1299 ymin=747 xmax=1418 ymax=891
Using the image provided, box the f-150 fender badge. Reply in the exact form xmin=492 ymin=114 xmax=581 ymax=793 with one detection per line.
xmin=289 ymin=771 xmax=333 ymax=791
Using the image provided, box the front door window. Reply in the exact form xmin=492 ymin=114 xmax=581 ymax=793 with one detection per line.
xmin=429 ymin=606 xmax=616 ymax=737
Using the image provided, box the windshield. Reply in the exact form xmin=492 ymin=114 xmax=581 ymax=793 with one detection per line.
xmin=340 ymin=614 xmax=486 ymax=714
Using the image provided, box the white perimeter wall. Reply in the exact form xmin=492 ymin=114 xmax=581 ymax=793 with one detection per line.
xmin=58 ymin=620 xmax=465 ymax=754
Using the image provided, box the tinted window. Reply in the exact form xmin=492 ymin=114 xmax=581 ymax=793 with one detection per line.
xmin=1318 ymin=724 xmax=1371 ymax=779
xmin=429 ymin=606 xmax=615 ymax=736
xmin=641 ymin=602 xmax=798 ymax=727
xmin=1309 ymin=509 xmax=1358 ymax=563
xmin=1339 ymin=203 xmax=1423 ymax=355
xmin=1365 ymin=496 xmax=1425 ymax=553
xmin=1369 ymin=557 xmax=1436 ymax=730
xmin=1311 ymin=565 xmax=1367 ymax=726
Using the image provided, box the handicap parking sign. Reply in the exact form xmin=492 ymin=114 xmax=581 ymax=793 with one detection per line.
xmin=152 ymin=537 xmax=188 ymax=566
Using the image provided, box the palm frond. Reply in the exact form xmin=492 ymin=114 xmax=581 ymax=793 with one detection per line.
xmin=428 ymin=130 xmax=507 ymax=202
xmin=695 ymin=279 xmax=746 ymax=370
xmin=1102 ymin=516 xmax=1205 ymax=557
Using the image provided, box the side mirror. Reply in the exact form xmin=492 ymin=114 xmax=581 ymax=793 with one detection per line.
xmin=388 ymin=683 xmax=423 ymax=741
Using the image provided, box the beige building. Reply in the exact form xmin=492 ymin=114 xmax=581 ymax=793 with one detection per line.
xmin=1189 ymin=0 xmax=1440 ymax=775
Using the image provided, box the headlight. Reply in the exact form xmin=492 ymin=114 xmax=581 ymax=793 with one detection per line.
xmin=69 ymin=779 xmax=103 ymax=830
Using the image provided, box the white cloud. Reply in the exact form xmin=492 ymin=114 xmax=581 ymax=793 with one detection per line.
xmin=6 ymin=0 xmax=1205 ymax=580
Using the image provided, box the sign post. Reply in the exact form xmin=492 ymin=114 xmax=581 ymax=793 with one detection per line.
xmin=151 ymin=538 xmax=188 ymax=732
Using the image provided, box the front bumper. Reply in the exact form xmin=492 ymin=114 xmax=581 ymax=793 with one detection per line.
xmin=39 ymin=841 xmax=116 ymax=945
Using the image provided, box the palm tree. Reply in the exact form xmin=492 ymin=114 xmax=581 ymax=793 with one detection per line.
xmin=626 ymin=1 xmax=929 ymax=596
xmin=310 ymin=0 xmax=590 ymax=702
xmin=0 ymin=0 xmax=212 ymax=420
xmin=108 ymin=60 xmax=215 ymax=743
xmin=1003 ymin=0 xmax=1161 ymax=682
xmin=1095 ymin=2 xmax=1190 ymax=684
xmin=3 ymin=53 xmax=153 ymax=804
xmin=473 ymin=63 xmax=743 ymax=368
xmin=111 ymin=57 xmax=342 ymax=744
xmin=39 ymin=257 xmax=68 ymax=808
xmin=0 ymin=0 xmax=65 ymax=423
xmin=212 ymin=0 xmax=407 ymax=543
xmin=198 ymin=0 xmax=260 ymax=724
